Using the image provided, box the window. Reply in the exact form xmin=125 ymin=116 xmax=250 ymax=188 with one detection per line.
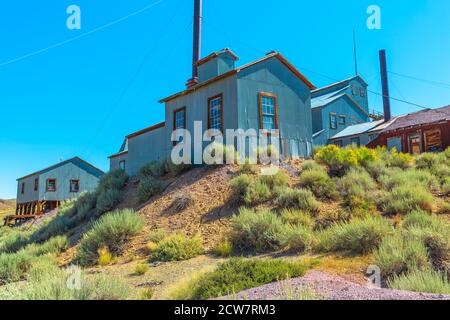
xmin=259 ymin=93 xmax=278 ymax=130
xmin=34 ymin=178 xmax=38 ymax=191
xmin=70 ymin=180 xmax=80 ymax=193
xmin=119 ymin=160 xmax=126 ymax=171
xmin=369 ymin=134 xmax=377 ymax=142
xmin=333 ymin=140 xmax=343 ymax=147
xmin=360 ymin=88 xmax=366 ymax=97
xmin=424 ymin=129 xmax=442 ymax=152
xmin=46 ymin=179 xmax=56 ymax=192
xmin=21 ymin=182 xmax=25 ymax=195
xmin=208 ymin=94 xmax=223 ymax=131
xmin=338 ymin=115 xmax=346 ymax=126
xmin=173 ymin=107 xmax=186 ymax=145
xmin=350 ymin=137 xmax=361 ymax=147
xmin=352 ymin=86 xmax=359 ymax=96
xmin=330 ymin=113 xmax=337 ymax=129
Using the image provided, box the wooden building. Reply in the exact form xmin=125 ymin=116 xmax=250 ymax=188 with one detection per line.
xmin=367 ymin=106 xmax=450 ymax=154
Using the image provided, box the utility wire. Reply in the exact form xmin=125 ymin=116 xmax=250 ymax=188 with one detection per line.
xmin=82 ymin=0 xmax=187 ymax=158
xmin=0 ymin=0 xmax=165 ymax=68
xmin=389 ymin=71 xmax=450 ymax=90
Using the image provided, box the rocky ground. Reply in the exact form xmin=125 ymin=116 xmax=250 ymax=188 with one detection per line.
xmin=229 ymin=270 xmax=450 ymax=300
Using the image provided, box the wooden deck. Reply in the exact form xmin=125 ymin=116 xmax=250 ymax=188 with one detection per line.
xmin=3 ymin=213 xmax=45 ymax=226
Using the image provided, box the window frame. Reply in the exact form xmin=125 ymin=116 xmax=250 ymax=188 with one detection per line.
xmin=21 ymin=182 xmax=25 ymax=195
xmin=329 ymin=112 xmax=338 ymax=129
xmin=119 ymin=160 xmax=126 ymax=171
xmin=338 ymin=115 xmax=346 ymax=126
xmin=259 ymin=92 xmax=278 ymax=130
xmin=34 ymin=178 xmax=38 ymax=191
xmin=360 ymin=87 xmax=366 ymax=97
xmin=46 ymin=179 xmax=57 ymax=192
xmin=350 ymin=137 xmax=361 ymax=147
xmin=173 ymin=107 xmax=187 ymax=146
xmin=207 ymin=93 xmax=223 ymax=132
xmin=352 ymin=86 xmax=359 ymax=96
xmin=333 ymin=140 xmax=343 ymax=147
xmin=70 ymin=179 xmax=80 ymax=193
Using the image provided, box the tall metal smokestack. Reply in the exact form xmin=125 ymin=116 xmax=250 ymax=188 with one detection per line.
xmin=379 ymin=50 xmax=392 ymax=122
xmin=187 ymin=0 xmax=202 ymax=87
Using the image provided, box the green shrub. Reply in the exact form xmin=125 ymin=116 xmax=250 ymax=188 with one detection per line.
xmin=136 ymin=177 xmax=162 ymax=203
xmin=276 ymin=188 xmax=320 ymax=215
xmin=386 ymin=149 xmax=415 ymax=169
xmin=336 ymin=168 xmax=377 ymax=210
xmin=148 ymin=228 xmax=168 ymax=244
xmin=286 ymin=225 xmax=314 ymax=252
xmin=77 ymin=209 xmax=144 ymax=266
xmin=302 ymin=160 xmax=324 ymax=172
xmin=415 ymin=153 xmax=440 ymax=169
xmin=380 ymin=169 xmax=440 ymax=192
xmin=0 ymin=229 xmax=32 ymax=254
xmin=374 ymin=233 xmax=431 ymax=280
xmin=139 ymin=288 xmax=155 ymax=300
xmin=443 ymin=179 xmax=450 ymax=196
xmin=243 ymin=181 xmax=272 ymax=205
xmin=259 ymin=171 xmax=290 ymax=189
xmin=134 ymin=263 xmax=149 ymax=275
xmin=231 ymin=208 xmax=290 ymax=253
xmin=315 ymin=216 xmax=392 ymax=254
xmin=230 ymin=174 xmax=252 ymax=198
xmin=24 ymin=236 xmax=68 ymax=256
xmin=256 ymin=145 xmax=280 ymax=164
xmin=431 ymin=164 xmax=450 ymax=185
xmin=280 ymin=209 xmax=313 ymax=227
xmin=388 ymin=269 xmax=450 ymax=294
xmin=214 ymin=240 xmax=233 ymax=257
xmin=191 ymin=258 xmax=309 ymax=299
xmin=18 ymin=268 xmax=130 ymax=300
xmin=298 ymin=168 xmax=339 ymax=200
xmin=314 ymin=208 xmax=351 ymax=231
xmin=165 ymin=158 xmax=191 ymax=176
xmin=139 ymin=161 xmax=165 ymax=178
xmin=378 ymin=185 xmax=434 ymax=215
xmin=152 ymin=233 xmax=203 ymax=262
xmin=98 ymin=169 xmax=128 ymax=192
xmin=402 ymin=210 xmax=441 ymax=230
xmin=96 ymin=189 xmax=123 ymax=215
xmin=0 ymin=250 xmax=34 ymax=284
xmin=364 ymin=159 xmax=388 ymax=181
xmin=239 ymin=160 xmax=258 ymax=175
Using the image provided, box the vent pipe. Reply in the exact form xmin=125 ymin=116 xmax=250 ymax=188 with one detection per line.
xmin=187 ymin=0 xmax=202 ymax=87
xmin=379 ymin=50 xmax=392 ymax=122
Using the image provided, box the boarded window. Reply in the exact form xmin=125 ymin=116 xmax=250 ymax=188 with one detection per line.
xmin=70 ymin=180 xmax=80 ymax=193
xmin=47 ymin=179 xmax=57 ymax=192
xmin=424 ymin=129 xmax=442 ymax=152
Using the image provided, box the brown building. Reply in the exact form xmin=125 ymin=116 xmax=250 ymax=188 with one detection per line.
xmin=367 ymin=105 xmax=450 ymax=154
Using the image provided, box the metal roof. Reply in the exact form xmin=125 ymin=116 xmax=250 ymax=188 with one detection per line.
xmin=17 ymin=157 xmax=105 ymax=181
xmin=311 ymin=75 xmax=368 ymax=95
xmin=330 ymin=120 xmax=384 ymax=140
xmin=311 ymin=86 xmax=348 ymax=109
xmin=379 ymin=105 xmax=450 ymax=133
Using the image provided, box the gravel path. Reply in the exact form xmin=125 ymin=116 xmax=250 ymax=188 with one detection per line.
xmin=229 ymin=271 xmax=450 ymax=300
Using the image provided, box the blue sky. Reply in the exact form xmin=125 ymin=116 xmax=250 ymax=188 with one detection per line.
xmin=1 ymin=0 xmax=450 ymax=198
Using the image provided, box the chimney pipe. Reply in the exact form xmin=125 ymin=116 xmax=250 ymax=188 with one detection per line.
xmin=379 ymin=50 xmax=392 ymax=122
xmin=187 ymin=0 xmax=202 ymax=87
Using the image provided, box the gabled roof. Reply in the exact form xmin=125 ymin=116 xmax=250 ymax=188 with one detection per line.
xmin=312 ymin=75 xmax=368 ymax=96
xmin=126 ymin=122 xmax=165 ymax=139
xmin=17 ymin=157 xmax=105 ymax=181
xmin=329 ymin=120 xmax=384 ymax=140
xmin=159 ymin=52 xmax=316 ymax=103
xmin=379 ymin=105 xmax=450 ymax=133
xmin=194 ymin=48 xmax=239 ymax=66
xmin=311 ymin=91 xmax=369 ymax=117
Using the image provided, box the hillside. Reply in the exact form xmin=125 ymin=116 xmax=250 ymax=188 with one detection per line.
xmin=0 ymin=146 xmax=449 ymax=300
xmin=0 ymin=199 xmax=15 ymax=219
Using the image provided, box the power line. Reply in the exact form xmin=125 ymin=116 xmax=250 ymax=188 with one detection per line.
xmin=81 ymin=0 xmax=187 ymax=158
xmin=389 ymin=71 xmax=450 ymax=90
xmin=0 ymin=0 xmax=165 ymax=68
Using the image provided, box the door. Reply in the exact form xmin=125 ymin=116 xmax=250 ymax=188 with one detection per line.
xmin=408 ymin=133 xmax=422 ymax=154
